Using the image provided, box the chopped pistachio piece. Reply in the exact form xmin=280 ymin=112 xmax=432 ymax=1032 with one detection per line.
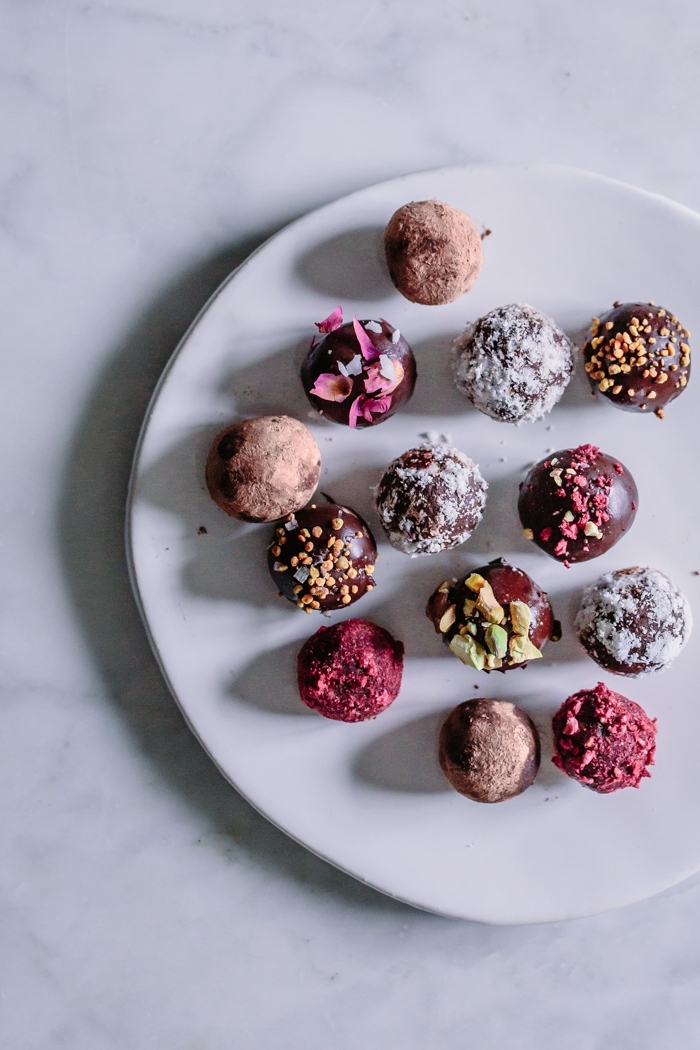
xmin=438 ymin=605 xmax=456 ymax=633
xmin=484 ymin=623 xmax=508 ymax=658
xmin=462 ymin=598 xmax=477 ymax=616
xmin=437 ymin=579 xmax=450 ymax=594
xmin=584 ymin=521 xmax=603 ymax=539
xmin=475 ymin=580 xmax=505 ymax=624
xmin=464 ymin=572 xmax=486 ymax=593
xmin=509 ymin=600 xmax=531 ymax=637
xmin=485 ymin=653 xmax=503 ymax=670
xmin=466 ymin=622 xmax=478 ymax=636
xmin=449 ymin=634 xmax=486 ymax=670
xmin=509 ymin=634 xmax=543 ymax=664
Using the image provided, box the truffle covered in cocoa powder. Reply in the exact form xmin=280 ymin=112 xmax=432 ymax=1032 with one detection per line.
xmin=427 ymin=558 xmax=557 ymax=672
xmin=268 ymin=502 xmax=377 ymax=612
xmin=583 ymin=301 xmax=691 ymax=418
xmin=205 ymin=415 xmax=321 ymax=523
xmin=439 ymin=699 xmax=541 ymax=803
xmin=518 ymin=444 xmax=638 ymax=566
xmin=384 ymin=200 xmax=484 ymax=305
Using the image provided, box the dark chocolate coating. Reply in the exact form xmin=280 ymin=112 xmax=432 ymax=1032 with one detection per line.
xmin=426 ymin=558 xmax=556 ymax=673
xmin=268 ymin=503 xmax=377 ymax=612
xmin=439 ymin=699 xmax=540 ymax=803
xmin=301 ymin=319 xmax=416 ymax=427
xmin=582 ymin=302 xmax=690 ymax=417
xmin=518 ymin=445 xmax=638 ymax=565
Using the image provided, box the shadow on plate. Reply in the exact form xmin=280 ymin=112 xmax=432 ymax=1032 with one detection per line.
xmin=352 ymin=711 xmax=450 ymax=794
xmin=295 ymin=225 xmax=394 ymax=302
xmin=400 ymin=333 xmax=472 ymax=418
xmin=229 ymin=638 xmax=316 ymax=717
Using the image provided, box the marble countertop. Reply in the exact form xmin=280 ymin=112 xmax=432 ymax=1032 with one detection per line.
xmin=3 ymin=1 xmax=700 ymax=1046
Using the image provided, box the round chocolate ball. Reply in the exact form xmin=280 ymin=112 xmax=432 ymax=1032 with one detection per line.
xmin=301 ymin=310 xmax=416 ymax=428
xmin=297 ymin=619 xmax=404 ymax=722
xmin=583 ymin=301 xmax=691 ymax=418
xmin=426 ymin=558 xmax=557 ymax=672
xmin=575 ymin=567 xmax=692 ymax=677
xmin=205 ymin=415 xmax=321 ymax=523
xmin=384 ymin=200 xmax=484 ymax=305
xmin=375 ymin=444 xmax=487 ymax=556
xmin=518 ymin=445 xmax=638 ymax=565
xmin=439 ymin=699 xmax=540 ymax=803
xmin=268 ymin=502 xmax=377 ymax=612
xmin=552 ymin=682 xmax=656 ymax=793
xmin=452 ymin=303 xmax=575 ymax=424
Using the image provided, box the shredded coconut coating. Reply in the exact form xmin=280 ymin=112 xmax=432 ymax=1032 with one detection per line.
xmin=452 ymin=303 xmax=575 ymax=424
xmin=375 ymin=443 xmax=487 ymax=555
xmin=575 ymin=567 xmax=692 ymax=677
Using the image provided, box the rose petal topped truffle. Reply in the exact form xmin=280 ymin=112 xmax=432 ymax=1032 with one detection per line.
xmin=268 ymin=502 xmax=377 ymax=612
xmin=205 ymin=415 xmax=321 ymax=523
xmin=439 ymin=699 xmax=540 ymax=803
xmin=384 ymin=200 xmax=484 ymax=305
xmin=297 ymin=619 xmax=404 ymax=722
xmin=552 ymin=682 xmax=656 ymax=793
xmin=300 ymin=308 xmax=416 ymax=428
xmin=375 ymin=444 xmax=487 ymax=556
xmin=575 ymin=567 xmax=692 ymax=676
xmin=452 ymin=303 xmax=575 ymax=424
xmin=518 ymin=444 xmax=638 ymax=566
xmin=583 ymin=301 xmax=691 ymax=418
xmin=426 ymin=558 xmax=557 ymax=672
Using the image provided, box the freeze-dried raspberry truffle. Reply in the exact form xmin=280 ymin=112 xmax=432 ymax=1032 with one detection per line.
xmin=301 ymin=307 xmax=416 ymax=428
xmin=384 ymin=200 xmax=484 ymax=305
xmin=452 ymin=303 xmax=574 ymax=424
xmin=575 ymin=567 xmax=692 ymax=677
xmin=297 ymin=619 xmax=404 ymax=722
xmin=268 ymin=502 xmax=377 ymax=613
xmin=518 ymin=444 xmax=638 ymax=565
xmin=439 ymin=699 xmax=540 ymax=803
xmin=552 ymin=682 xmax=656 ymax=793
xmin=583 ymin=301 xmax=691 ymax=418
xmin=375 ymin=444 xmax=487 ymax=555
xmin=205 ymin=415 xmax=321 ymax=523
xmin=426 ymin=558 xmax=557 ymax=672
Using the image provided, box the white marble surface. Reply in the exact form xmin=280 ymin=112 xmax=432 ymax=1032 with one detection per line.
xmin=3 ymin=1 xmax=700 ymax=1046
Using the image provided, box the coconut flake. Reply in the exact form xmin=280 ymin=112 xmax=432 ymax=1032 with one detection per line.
xmin=364 ymin=320 xmax=383 ymax=333
xmin=345 ymin=354 xmax=363 ymax=376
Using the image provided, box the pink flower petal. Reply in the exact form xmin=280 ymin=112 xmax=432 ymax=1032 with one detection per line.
xmin=352 ymin=316 xmax=379 ymax=361
xmin=310 ymin=373 xmax=353 ymax=402
xmin=315 ymin=306 xmax=344 ymax=333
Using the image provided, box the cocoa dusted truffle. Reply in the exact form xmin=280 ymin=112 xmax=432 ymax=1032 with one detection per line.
xmin=205 ymin=415 xmax=321 ymax=523
xmin=552 ymin=682 xmax=656 ymax=793
xmin=384 ymin=200 xmax=484 ymax=305
xmin=301 ymin=307 xmax=416 ymax=428
xmin=426 ymin=558 xmax=557 ymax=672
xmin=518 ymin=444 xmax=638 ymax=566
xmin=583 ymin=301 xmax=691 ymax=418
xmin=575 ymin=567 xmax=692 ymax=677
xmin=439 ymin=699 xmax=540 ymax=803
xmin=452 ymin=304 xmax=575 ymax=424
xmin=268 ymin=502 xmax=377 ymax=612
xmin=375 ymin=444 xmax=487 ymax=555
xmin=297 ymin=619 xmax=404 ymax=722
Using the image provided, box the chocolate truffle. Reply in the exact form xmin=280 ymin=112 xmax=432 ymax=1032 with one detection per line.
xmin=268 ymin=502 xmax=377 ymax=612
xmin=575 ymin=567 xmax=692 ymax=677
xmin=384 ymin=200 xmax=484 ymax=305
xmin=301 ymin=307 xmax=416 ymax=428
xmin=375 ymin=444 xmax=487 ymax=555
xmin=452 ymin=304 xmax=575 ymax=424
xmin=583 ymin=301 xmax=691 ymax=418
xmin=518 ymin=444 xmax=638 ymax=566
xmin=297 ymin=619 xmax=404 ymax=722
xmin=552 ymin=682 xmax=656 ymax=793
xmin=205 ymin=415 xmax=321 ymax=523
xmin=439 ymin=699 xmax=540 ymax=803
xmin=426 ymin=558 xmax=557 ymax=672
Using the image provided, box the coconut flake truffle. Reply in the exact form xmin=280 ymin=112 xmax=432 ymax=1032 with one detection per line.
xmin=205 ymin=415 xmax=321 ymax=523
xmin=552 ymin=682 xmax=656 ymax=793
xmin=452 ymin=303 xmax=575 ymax=424
xmin=375 ymin=444 xmax=487 ymax=555
xmin=301 ymin=307 xmax=416 ymax=428
xmin=384 ymin=200 xmax=484 ymax=305
xmin=575 ymin=567 xmax=692 ymax=677
xmin=297 ymin=619 xmax=404 ymax=722
xmin=439 ymin=699 xmax=541 ymax=803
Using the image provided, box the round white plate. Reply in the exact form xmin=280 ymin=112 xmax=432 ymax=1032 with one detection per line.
xmin=127 ymin=165 xmax=700 ymax=924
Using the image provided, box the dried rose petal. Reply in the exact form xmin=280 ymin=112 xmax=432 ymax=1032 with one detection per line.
xmin=348 ymin=393 xmax=393 ymax=428
xmin=310 ymin=373 xmax=353 ymax=402
xmin=315 ymin=306 xmax=344 ymax=333
xmin=352 ymin=317 xmax=380 ymax=361
xmin=364 ymin=358 xmax=405 ymax=395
